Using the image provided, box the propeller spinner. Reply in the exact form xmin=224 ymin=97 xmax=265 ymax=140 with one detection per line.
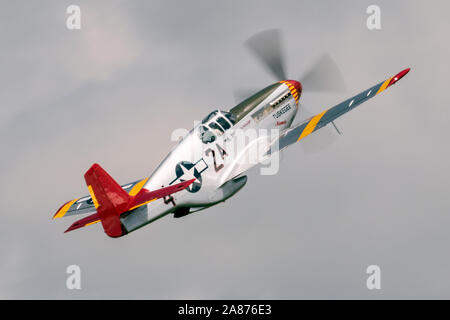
xmin=243 ymin=28 xmax=347 ymax=153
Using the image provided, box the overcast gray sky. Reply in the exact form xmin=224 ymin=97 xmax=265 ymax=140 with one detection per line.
xmin=0 ymin=0 xmax=449 ymax=299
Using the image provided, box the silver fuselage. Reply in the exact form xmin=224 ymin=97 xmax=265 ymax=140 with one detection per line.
xmin=122 ymin=82 xmax=299 ymax=232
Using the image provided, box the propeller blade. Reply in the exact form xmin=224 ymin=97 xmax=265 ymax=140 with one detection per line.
xmin=245 ymin=29 xmax=287 ymax=81
xmin=300 ymin=54 xmax=346 ymax=92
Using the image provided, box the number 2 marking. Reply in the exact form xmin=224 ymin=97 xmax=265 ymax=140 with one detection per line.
xmin=205 ymin=144 xmax=228 ymax=172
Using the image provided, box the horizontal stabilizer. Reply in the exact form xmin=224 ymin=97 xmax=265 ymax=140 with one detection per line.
xmin=52 ymin=177 xmax=150 ymax=219
xmin=62 ymin=163 xmax=195 ymax=237
xmin=130 ymin=180 xmax=195 ymax=210
xmin=64 ymin=213 xmax=100 ymax=233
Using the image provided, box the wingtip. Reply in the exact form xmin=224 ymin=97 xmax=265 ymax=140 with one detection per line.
xmin=400 ymin=67 xmax=411 ymax=76
xmin=387 ymin=68 xmax=410 ymax=87
xmin=395 ymin=68 xmax=410 ymax=79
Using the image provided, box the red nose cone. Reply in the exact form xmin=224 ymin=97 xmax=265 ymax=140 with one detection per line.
xmin=285 ymin=80 xmax=302 ymax=97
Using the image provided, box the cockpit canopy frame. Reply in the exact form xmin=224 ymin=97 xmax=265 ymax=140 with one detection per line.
xmin=198 ymin=110 xmax=236 ymax=144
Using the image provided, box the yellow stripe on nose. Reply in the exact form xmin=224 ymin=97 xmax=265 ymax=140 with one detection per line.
xmin=280 ymin=80 xmax=299 ymax=103
xmin=298 ymin=110 xmax=328 ymax=141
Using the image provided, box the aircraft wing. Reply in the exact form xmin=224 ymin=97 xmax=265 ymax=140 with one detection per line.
xmin=267 ymin=68 xmax=410 ymax=155
xmin=52 ymin=177 xmax=149 ymax=219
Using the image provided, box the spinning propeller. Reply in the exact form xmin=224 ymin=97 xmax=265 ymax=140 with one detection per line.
xmin=240 ymin=29 xmax=347 ymax=153
xmin=245 ymin=29 xmax=346 ymax=93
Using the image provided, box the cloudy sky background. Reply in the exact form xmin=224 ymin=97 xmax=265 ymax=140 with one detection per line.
xmin=0 ymin=0 xmax=449 ymax=299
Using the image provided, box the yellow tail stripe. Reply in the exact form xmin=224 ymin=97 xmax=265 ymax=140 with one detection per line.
xmin=298 ymin=110 xmax=328 ymax=141
xmin=128 ymin=177 xmax=149 ymax=196
xmin=129 ymin=198 xmax=157 ymax=211
xmin=54 ymin=198 xmax=79 ymax=219
xmin=87 ymin=185 xmax=99 ymax=209
xmin=376 ymin=77 xmax=392 ymax=95
xmin=85 ymin=220 xmax=100 ymax=227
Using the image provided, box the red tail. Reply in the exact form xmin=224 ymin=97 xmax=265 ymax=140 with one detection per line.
xmin=80 ymin=163 xmax=194 ymax=238
xmin=84 ymin=163 xmax=130 ymax=237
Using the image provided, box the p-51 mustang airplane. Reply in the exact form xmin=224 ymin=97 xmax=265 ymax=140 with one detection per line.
xmin=52 ymin=30 xmax=410 ymax=238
